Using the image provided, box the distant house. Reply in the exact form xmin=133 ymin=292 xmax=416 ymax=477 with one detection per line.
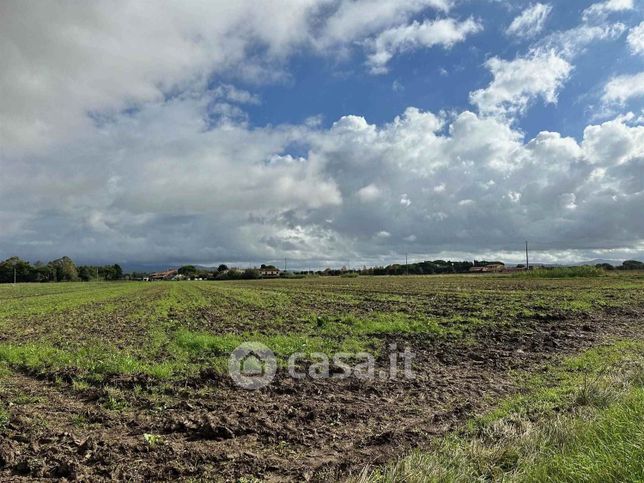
xmin=484 ymin=262 xmax=505 ymax=272
xmin=469 ymin=262 xmax=505 ymax=273
xmin=148 ymin=269 xmax=179 ymax=281
xmin=259 ymin=266 xmax=280 ymax=278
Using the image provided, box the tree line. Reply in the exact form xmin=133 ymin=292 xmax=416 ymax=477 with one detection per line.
xmin=0 ymin=256 xmax=642 ymax=283
xmin=0 ymin=256 xmax=122 ymax=283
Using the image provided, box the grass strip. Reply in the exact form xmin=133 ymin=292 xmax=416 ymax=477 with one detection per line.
xmin=355 ymin=340 xmax=644 ymax=483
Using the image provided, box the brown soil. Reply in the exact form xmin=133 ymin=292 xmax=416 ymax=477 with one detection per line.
xmin=1 ymin=310 xmax=642 ymax=482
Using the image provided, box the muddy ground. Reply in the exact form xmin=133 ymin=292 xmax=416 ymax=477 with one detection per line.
xmin=1 ymin=307 xmax=642 ymax=482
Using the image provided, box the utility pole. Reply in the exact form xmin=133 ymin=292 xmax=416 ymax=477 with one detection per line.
xmin=96 ymin=267 xmax=99 ymax=281
xmin=525 ymin=241 xmax=530 ymax=270
xmin=13 ymin=267 xmax=16 ymax=285
xmin=405 ymin=253 xmax=409 ymax=275
xmin=284 ymin=257 xmax=287 ymax=272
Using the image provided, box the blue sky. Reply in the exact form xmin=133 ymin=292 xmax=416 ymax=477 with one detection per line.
xmin=238 ymin=1 xmax=640 ymax=139
xmin=0 ymin=0 xmax=643 ymax=268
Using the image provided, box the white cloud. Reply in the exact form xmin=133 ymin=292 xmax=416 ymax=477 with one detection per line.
xmin=392 ymin=80 xmax=405 ymax=92
xmin=1 ymin=2 xmax=643 ymax=265
xmin=469 ymin=51 xmax=572 ymax=118
xmin=357 ymin=184 xmax=382 ymax=202
xmin=2 ymin=102 xmax=643 ymax=263
xmin=627 ymin=22 xmax=644 ymax=55
xmin=582 ymin=0 xmax=634 ymax=22
xmin=0 ymin=0 xmax=325 ymax=157
xmin=506 ymin=3 xmax=552 ymax=39
xmin=302 ymin=109 xmax=643 ymax=259
xmin=536 ymin=22 xmax=626 ymax=59
xmin=319 ymin=0 xmax=452 ymax=48
xmin=473 ymin=0 xmax=628 ymax=120
xmin=602 ymin=72 xmax=644 ymax=104
xmin=1 ymin=0 xmax=466 ymax=156
xmin=582 ymin=114 xmax=644 ymax=165
xmin=212 ymin=85 xmax=261 ymax=105
xmin=367 ymin=17 xmax=482 ymax=73
xmin=400 ymin=194 xmax=412 ymax=207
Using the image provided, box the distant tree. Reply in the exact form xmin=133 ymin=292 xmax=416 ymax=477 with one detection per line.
xmin=112 ymin=264 xmax=123 ymax=279
xmin=620 ymin=260 xmax=644 ymax=270
xmin=178 ymin=265 xmax=198 ymax=277
xmin=0 ymin=257 xmax=35 ymax=283
xmin=242 ymin=268 xmax=261 ymax=279
xmin=47 ymin=256 xmax=78 ymax=282
xmin=595 ymin=263 xmax=615 ymax=271
xmin=78 ymin=266 xmax=94 ymax=281
xmin=217 ymin=264 xmax=229 ymax=272
xmin=33 ymin=264 xmax=51 ymax=282
xmin=217 ymin=268 xmax=241 ymax=280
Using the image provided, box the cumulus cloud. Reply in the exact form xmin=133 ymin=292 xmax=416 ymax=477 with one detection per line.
xmin=469 ymin=51 xmax=572 ymax=118
xmin=471 ymin=2 xmax=628 ymax=121
xmin=627 ymin=21 xmax=644 ymax=54
xmin=0 ymin=92 xmax=345 ymax=263
xmin=602 ymin=72 xmax=644 ymax=105
xmin=367 ymin=17 xmax=482 ymax=73
xmin=0 ymin=0 xmax=325 ymax=157
xmin=506 ymin=3 xmax=552 ymax=39
xmin=1 ymin=1 xmax=643 ymax=266
xmin=297 ymin=108 xmax=642 ymax=261
xmin=0 ymin=0 xmax=479 ymax=157
xmin=1 ymin=99 xmax=643 ymax=264
xmin=470 ymin=0 xmax=629 ymax=123
xmin=582 ymin=113 xmax=644 ymax=165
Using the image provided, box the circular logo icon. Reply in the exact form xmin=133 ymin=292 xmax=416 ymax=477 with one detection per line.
xmin=228 ymin=342 xmax=277 ymax=390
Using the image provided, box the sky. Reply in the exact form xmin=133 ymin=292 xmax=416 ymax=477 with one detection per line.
xmin=0 ymin=0 xmax=643 ymax=269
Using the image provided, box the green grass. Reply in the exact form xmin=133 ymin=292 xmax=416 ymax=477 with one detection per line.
xmin=172 ymin=329 xmax=374 ymax=362
xmin=0 ymin=277 xmax=642 ymax=479
xmin=315 ymin=313 xmax=442 ymax=336
xmin=514 ymin=266 xmax=605 ymax=278
xmin=525 ymin=390 xmax=644 ymax=481
xmin=0 ymin=276 xmax=642 ymax=385
xmin=0 ymin=343 xmax=178 ymax=381
xmin=0 ymin=282 xmax=151 ymax=326
xmin=355 ymin=340 xmax=644 ymax=483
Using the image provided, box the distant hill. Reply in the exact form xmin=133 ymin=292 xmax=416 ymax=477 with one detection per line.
xmin=121 ymin=263 xmax=223 ymax=274
xmin=121 ymin=263 xmax=179 ymax=274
